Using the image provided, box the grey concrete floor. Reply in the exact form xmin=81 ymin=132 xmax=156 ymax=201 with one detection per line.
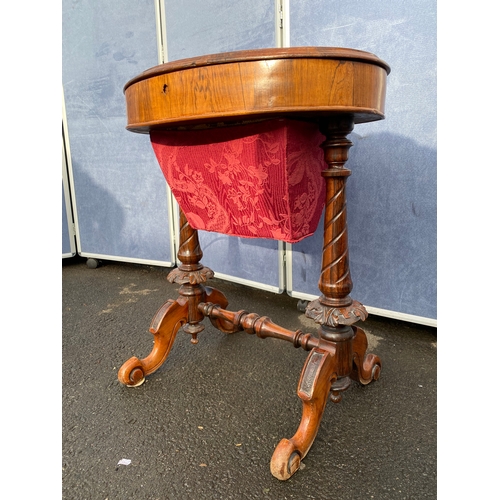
xmin=62 ymin=257 xmax=437 ymax=499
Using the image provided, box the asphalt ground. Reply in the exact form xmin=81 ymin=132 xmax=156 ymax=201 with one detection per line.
xmin=62 ymin=257 xmax=437 ymax=499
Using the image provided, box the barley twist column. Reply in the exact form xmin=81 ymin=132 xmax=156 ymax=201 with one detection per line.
xmin=318 ymin=119 xmax=354 ymax=308
xmin=167 ymin=210 xmax=215 ymax=342
xmin=305 ymin=117 xmax=368 ymax=328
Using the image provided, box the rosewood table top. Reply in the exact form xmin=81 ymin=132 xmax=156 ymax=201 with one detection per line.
xmin=123 ymin=47 xmax=390 ymax=132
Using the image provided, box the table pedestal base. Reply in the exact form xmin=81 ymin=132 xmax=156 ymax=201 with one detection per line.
xmin=117 ymin=271 xmax=380 ymax=480
xmin=118 ymin=116 xmax=382 ymax=480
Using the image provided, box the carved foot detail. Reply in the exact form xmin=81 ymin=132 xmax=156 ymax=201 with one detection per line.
xmin=270 ymin=439 xmax=302 ymax=481
xmin=117 ymin=297 xmax=189 ymax=387
xmin=270 ymin=348 xmax=337 ymax=480
xmin=350 ymin=325 xmax=382 ymax=385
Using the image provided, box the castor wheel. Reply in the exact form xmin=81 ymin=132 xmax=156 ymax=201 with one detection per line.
xmin=86 ymin=258 xmax=102 ymax=269
xmin=270 ymin=438 xmax=302 ymax=480
xmin=297 ymin=299 xmax=309 ymax=313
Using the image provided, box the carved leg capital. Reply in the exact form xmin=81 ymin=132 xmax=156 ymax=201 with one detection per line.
xmin=167 ymin=265 xmax=214 ymax=286
xmin=305 ymin=298 xmax=368 ymax=327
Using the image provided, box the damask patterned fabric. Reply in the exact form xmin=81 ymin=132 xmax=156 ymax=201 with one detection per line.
xmin=150 ymin=119 xmax=326 ymax=243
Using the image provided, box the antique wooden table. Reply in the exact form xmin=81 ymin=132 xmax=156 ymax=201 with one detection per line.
xmin=117 ymin=47 xmax=390 ymax=480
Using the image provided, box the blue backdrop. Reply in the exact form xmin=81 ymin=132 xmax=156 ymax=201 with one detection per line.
xmin=62 ymin=0 xmax=436 ymax=323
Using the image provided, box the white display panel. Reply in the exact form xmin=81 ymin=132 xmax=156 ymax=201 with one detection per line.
xmin=62 ymin=0 xmax=175 ymax=266
xmin=164 ymin=0 xmax=284 ymax=291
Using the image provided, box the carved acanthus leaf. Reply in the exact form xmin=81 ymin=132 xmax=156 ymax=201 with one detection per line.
xmin=167 ymin=266 xmax=214 ymax=285
xmin=305 ymin=299 xmax=368 ymax=327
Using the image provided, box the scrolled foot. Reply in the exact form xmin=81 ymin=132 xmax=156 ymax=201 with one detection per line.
xmin=355 ymin=353 xmax=381 ymax=385
xmin=117 ymin=298 xmax=189 ymax=387
xmin=117 ymin=357 xmax=147 ymax=387
xmin=270 ymin=439 xmax=302 ymax=480
xmin=270 ymin=348 xmax=337 ymax=480
xmin=351 ymin=325 xmax=382 ymax=385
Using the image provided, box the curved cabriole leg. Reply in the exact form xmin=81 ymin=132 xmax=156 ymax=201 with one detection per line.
xmin=204 ymin=286 xmax=229 ymax=310
xmin=117 ymin=297 xmax=189 ymax=387
xmin=203 ymin=286 xmax=242 ymax=334
xmin=350 ymin=325 xmax=382 ymax=385
xmin=270 ymin=348 xmax=337 ymax=480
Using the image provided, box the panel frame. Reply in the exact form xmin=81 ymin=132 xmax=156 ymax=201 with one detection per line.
xmin=62 ymin=0 xmax=176 ymax=268
xmin=284 ymin=0 xmax=437 ymax=327
xmin=163 ymin=0 xmax=286 ymax=293
xmin=62 ymin=117 xmax=77 ymax=259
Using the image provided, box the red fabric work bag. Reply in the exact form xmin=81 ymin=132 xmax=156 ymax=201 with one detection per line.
xmin=150 ymin=119 xmax=326 ymax=243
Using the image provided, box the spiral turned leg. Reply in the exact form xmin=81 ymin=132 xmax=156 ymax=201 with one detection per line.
xmin=270 ymin=348 xmax=337 ymax=480
xmin=117 ymin=297 xmax=189 ymax=387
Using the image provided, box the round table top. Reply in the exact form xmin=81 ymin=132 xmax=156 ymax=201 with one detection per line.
xmin=124 ymin=47 xmax=390 ymax=133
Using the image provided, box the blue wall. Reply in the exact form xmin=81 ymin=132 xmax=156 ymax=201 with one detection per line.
xmin=164 ymin=0 xmax=284 ymax=291
xmin=62 ymin=0 xmax=174 ymax=265
xmin=287 ymin=0 xmax=437 ymax=322
xmin=62 ymin=0 xmax=436 ymax=323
